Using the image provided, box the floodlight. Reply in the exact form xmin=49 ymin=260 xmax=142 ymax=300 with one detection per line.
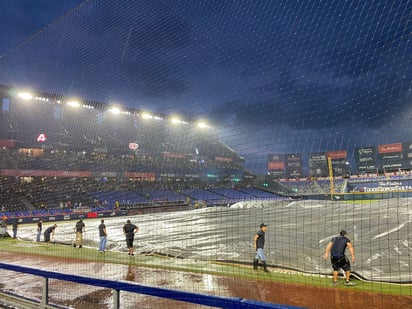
xmin=35 ymin=96 xmax=48 ymax=101
xmin=142 ymin=112 xmax=153 ymax=119
xmin=171 ymin=117 xmax=182 ymax=124
xmin=197 ymin=122 xmax=207 ymax=129
xmin=67 ymin=100 xmax=80 ymax=108
xmin=17 ymin=92 xmax=33 ymax=100
xmin=109 ymin=107 xmax=121 ymax=114
xmin=196 ymin=120 xmax=212 ymax=129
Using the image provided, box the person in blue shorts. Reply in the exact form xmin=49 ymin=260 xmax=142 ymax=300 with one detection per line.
xmin=0 ymin=217 xmax=7 ymax=239
xmin=98 ymin=219 xmax=107 ymax=253
xmin=323 ymin=230 xmax=356 ymax=286
xmin=253 ymin=223 xmax=269 ymax=272
xmin=36 ymin=219 xmax=42 ymax=242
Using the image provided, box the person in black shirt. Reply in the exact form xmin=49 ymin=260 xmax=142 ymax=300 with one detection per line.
xmin=253 ymin=223 xmax=269 ymax=272
xmin=44 ymin=224 xmax=57 ymax=245
xmin=74 ymin=219 xmax=85 ymax=248
xmin=323 ymin=230 xmax=356 ymax=286
xmin=123 ymin=219 xmax=138 ymax=256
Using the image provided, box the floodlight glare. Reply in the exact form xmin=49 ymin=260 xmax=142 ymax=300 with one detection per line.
xmin=109 ymin=107 xmax=121 ymax=114
xmin=197 ymin=121 xmax=208 ymax=129
xmin=171 ymin=117 xmax=182 ymax=124
xmin=17 ymin=92 xmax=33 ymax=100
xmin=67 ymin=100 xmax=80 ymax=108
xmin=142 ymin=112 xmax=153 ymax=119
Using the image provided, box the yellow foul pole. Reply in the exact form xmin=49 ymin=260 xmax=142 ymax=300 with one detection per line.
xmin=327 ymin=156 xmax=334 ymax=201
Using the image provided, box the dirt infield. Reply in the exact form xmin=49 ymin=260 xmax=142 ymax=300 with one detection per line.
xmin=0 ymin=251 xmax=411 ymax=309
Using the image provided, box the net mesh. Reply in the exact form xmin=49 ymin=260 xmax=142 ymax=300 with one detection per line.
xmin=0 ymin=0 xmax=411 ymax=308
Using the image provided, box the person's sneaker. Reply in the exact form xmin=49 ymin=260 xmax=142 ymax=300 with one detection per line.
xmin=73 ymin=244 xmax=76 ymax=248
xmin=345 ymin=281 xmax=354 ymax=286
xmin=79 ymin=245 xmax=82 ymax=248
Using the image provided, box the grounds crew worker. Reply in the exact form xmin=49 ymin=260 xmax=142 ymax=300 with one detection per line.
xmin=323 ymin=230 xmax=355 ymax=286
xmin=253 ymin=223 xmax=269 ymax=272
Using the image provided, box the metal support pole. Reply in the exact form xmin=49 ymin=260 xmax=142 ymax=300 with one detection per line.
xmin=41 ymin=277 xmax=49 ymax=308
xmin=113 ymin=289 xmax=120 ymax=309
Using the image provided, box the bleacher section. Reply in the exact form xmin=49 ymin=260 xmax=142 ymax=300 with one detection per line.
xmin=0 ymin=177 xmax=281 ymax=218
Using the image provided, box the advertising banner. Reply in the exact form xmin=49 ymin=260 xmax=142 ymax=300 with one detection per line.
xmin=285 ymin=153 xmax=303 ymax=178
xmin=309 ymin=152 xmax=328 ymax=177
xmin=403 ymin=142 xmax=412 ymax=169
xmin=326 ymin=150 xmax=347 ymax=159
xmin=124 ymin=172 xmax=156 ymax=180
xmin=347 ymin=179 xmax=412 ymax=193
xmin=327 ymin=150 xmax=348 ymax=176
xmin=378 ymin=143 xmax=403 ymax=171
xmin=0 ymin=169 xmax=92 ymax=177
xmin=267 ymin=154 xmax=285 ymax=178
xmin=355 ymin=146 xmax=378 ymax=173
xmin=0 ymin=140 xmax=15 ymax=148
xmin=378 ymin=143 xmax=402 ymax=154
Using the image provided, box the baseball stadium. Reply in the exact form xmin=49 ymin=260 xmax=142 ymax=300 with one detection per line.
xmin=0 ymin=1 xmax=411 ymax=309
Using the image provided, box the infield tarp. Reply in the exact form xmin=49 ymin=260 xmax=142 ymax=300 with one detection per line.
xmin=17 ymin=198 xmax=412 ymax=283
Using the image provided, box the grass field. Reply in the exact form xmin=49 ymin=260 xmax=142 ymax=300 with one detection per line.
xmin=1 ymin=237 xmax=410 ymax=298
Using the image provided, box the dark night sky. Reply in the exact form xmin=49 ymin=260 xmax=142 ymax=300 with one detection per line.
xmin=0 ymin=0 xmax=411 ymax=173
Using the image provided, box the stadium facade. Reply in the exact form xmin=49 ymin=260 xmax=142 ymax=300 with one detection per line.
xmin=0 ymin=84 xmax=248 ymax=183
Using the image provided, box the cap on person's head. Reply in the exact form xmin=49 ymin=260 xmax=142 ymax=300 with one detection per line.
xmin=260 ymin=223 xmax=267 ymax=228
xmin=340 ymin=230 xmax=347 ymax=236
xmin=127 ymin=220 xmax=131 ymax=224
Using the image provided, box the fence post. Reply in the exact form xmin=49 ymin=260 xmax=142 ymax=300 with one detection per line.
xmin=113 ymin=289 xmax=120 ymax=309
xmin=41 ymin=277 xmax=49 ymax=308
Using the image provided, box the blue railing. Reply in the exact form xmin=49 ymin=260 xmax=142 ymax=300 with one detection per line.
xmin=0 ymin=262 xmax=304 ymax=309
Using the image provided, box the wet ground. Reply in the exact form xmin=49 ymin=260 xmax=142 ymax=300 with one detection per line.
xmin=0 ymin=251 xmax=411 ymax=309
xmin=16 ymin=198 xmax=412 ymax=283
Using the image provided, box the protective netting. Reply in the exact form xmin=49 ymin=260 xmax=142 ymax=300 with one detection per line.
xmin=0 ymin=0 xmax=411 ymax=308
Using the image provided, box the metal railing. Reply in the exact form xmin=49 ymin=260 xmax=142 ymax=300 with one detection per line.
xmin=0 ymin=262 xmax=304 ymax=309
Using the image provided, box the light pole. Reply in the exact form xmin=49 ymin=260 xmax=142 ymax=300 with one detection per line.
xmin=345 ymin=161 xmax=350 ymax=178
